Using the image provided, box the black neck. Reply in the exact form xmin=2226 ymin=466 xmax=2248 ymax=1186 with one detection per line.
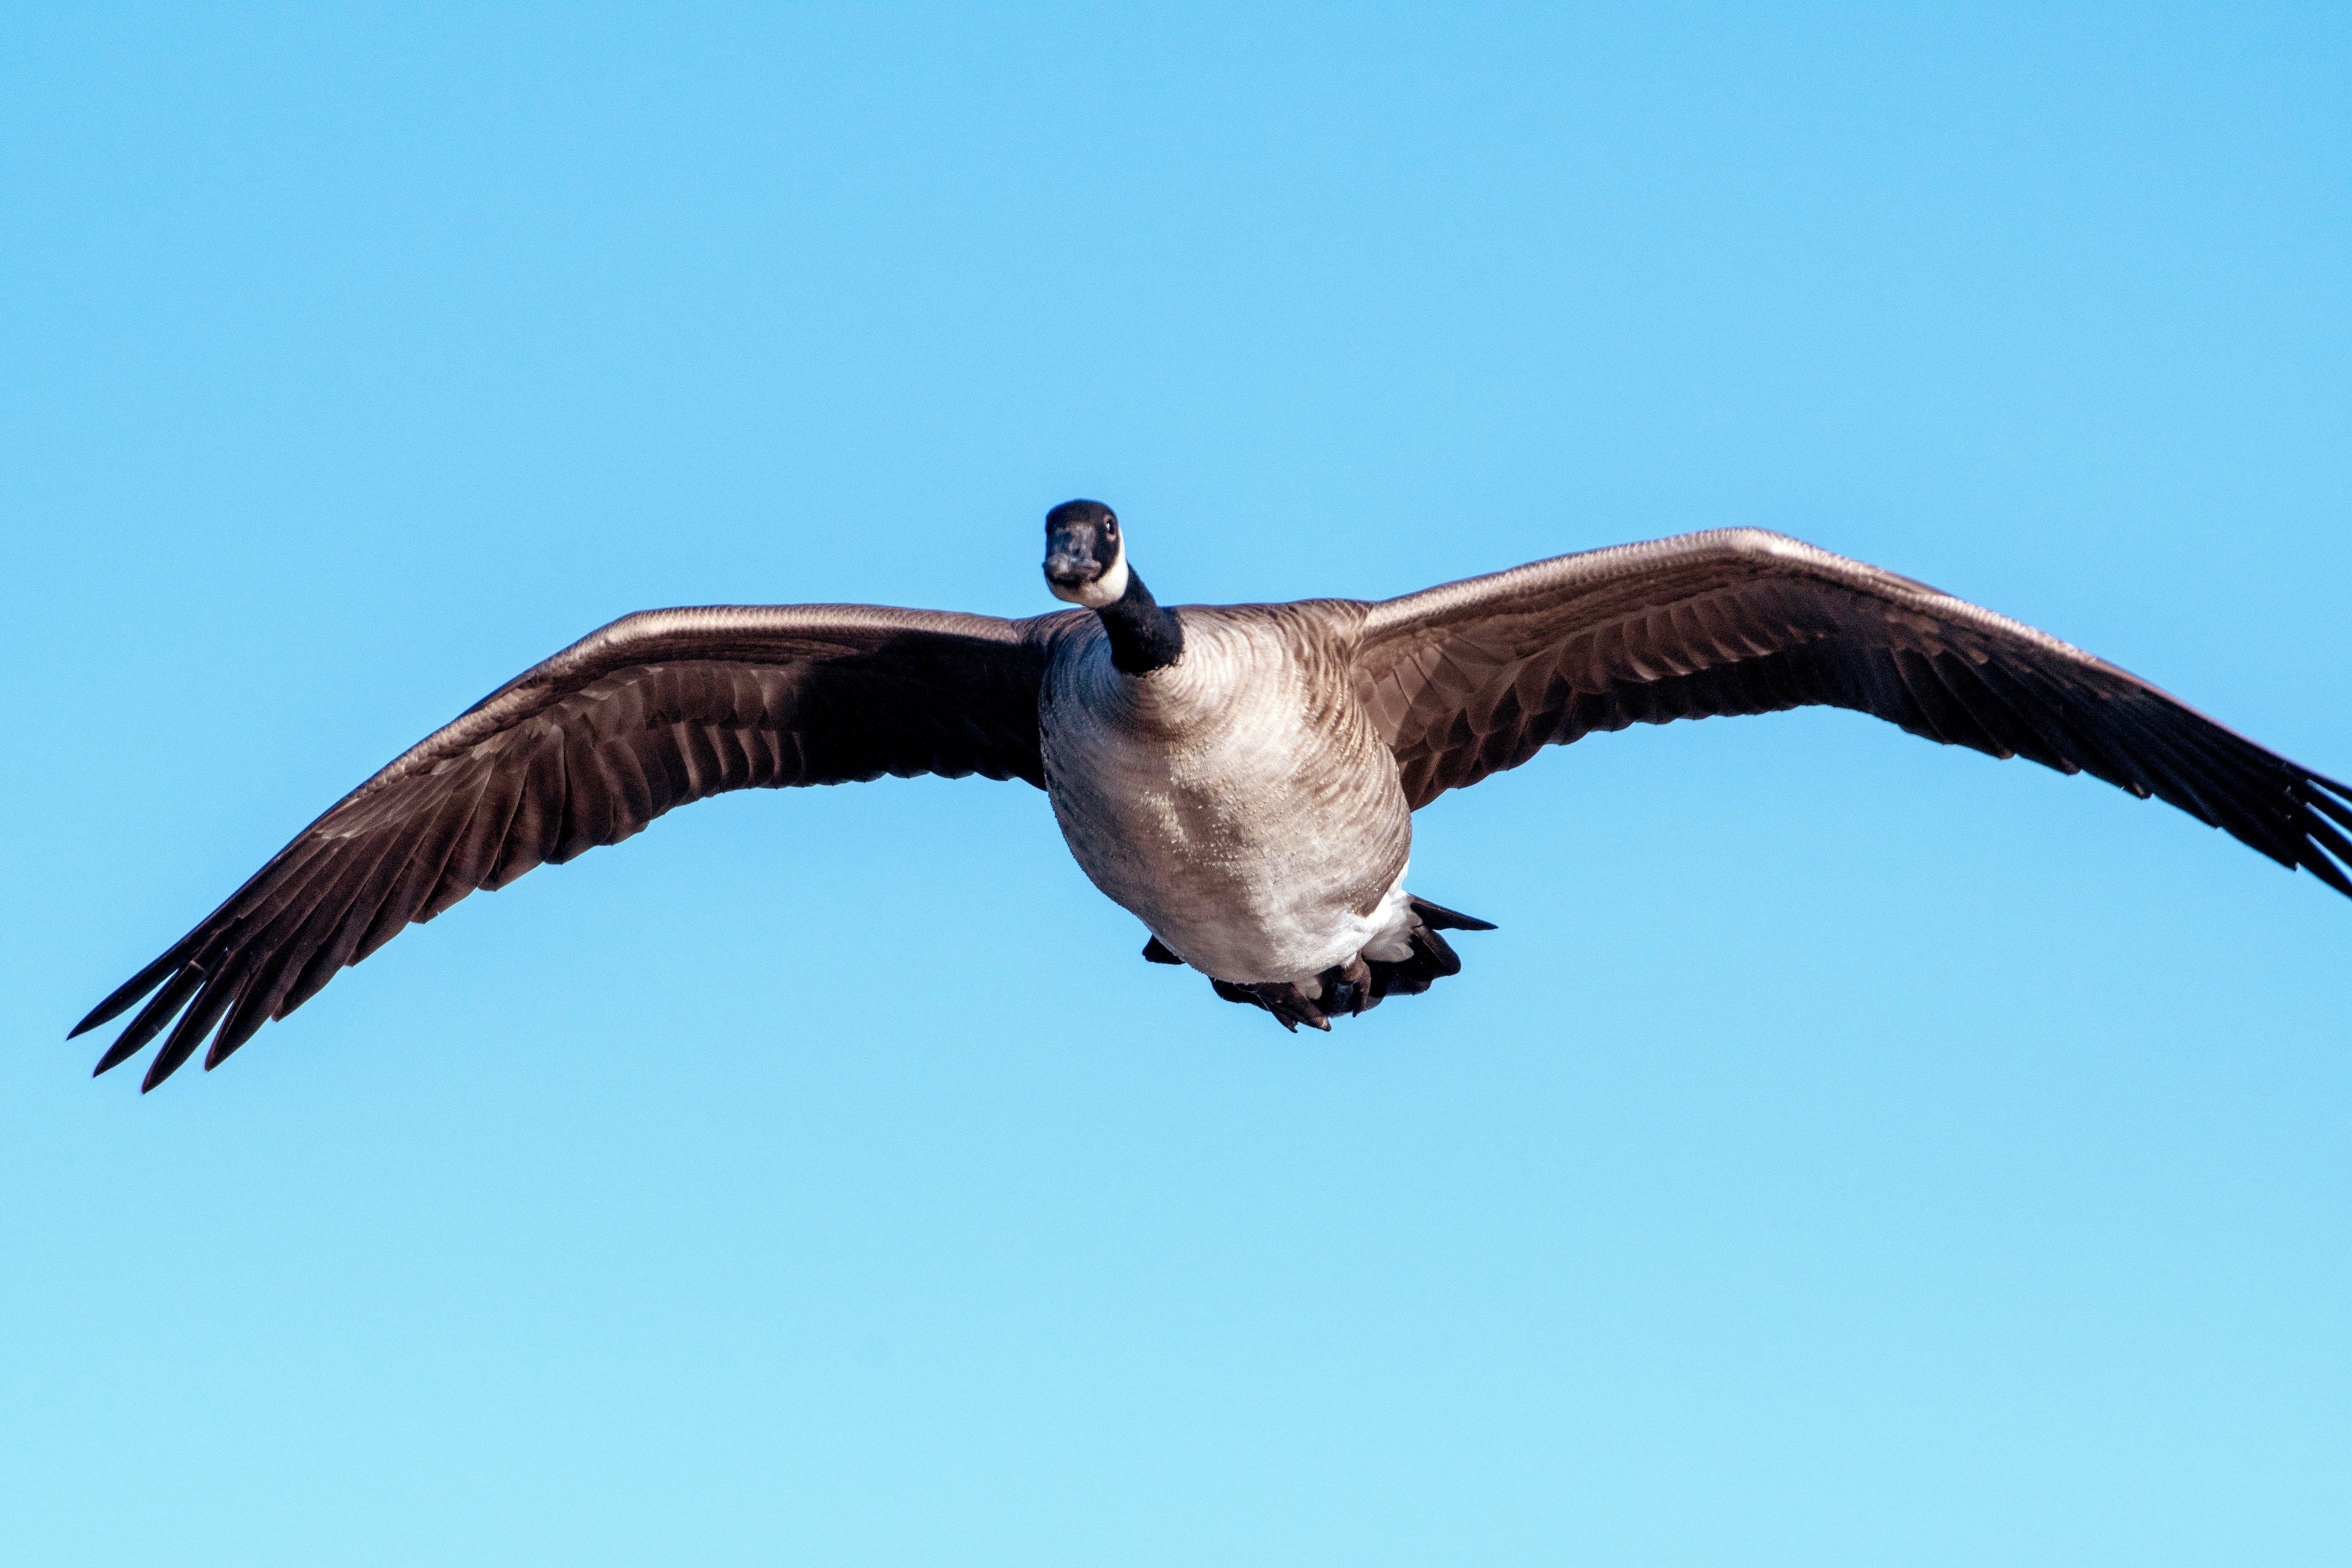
xmin=1099 ymin=570 xmax=1184 ymax=675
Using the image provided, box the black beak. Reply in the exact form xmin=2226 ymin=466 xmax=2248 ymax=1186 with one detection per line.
xmin=1043 ymin=533 xmax=1102 ymax=590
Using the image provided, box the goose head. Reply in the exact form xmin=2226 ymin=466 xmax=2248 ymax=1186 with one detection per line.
xmin=1043 ymin=499 xmax=1130 ymax=609
xmin=1041 ymin=498 xmax=1183 ymax=674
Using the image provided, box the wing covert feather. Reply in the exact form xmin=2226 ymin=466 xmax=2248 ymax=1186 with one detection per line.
xmin=76 ymin=604 xmax=1082 ymax=1087
xmin=1352 ymin=528 xmax=2352 ymax=895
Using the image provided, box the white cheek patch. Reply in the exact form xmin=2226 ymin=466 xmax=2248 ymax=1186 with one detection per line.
xmin=1067 ymin=553 xmax=1129 ymax=608
xmin=1050 ymin=532 xmax=1130 ymax=608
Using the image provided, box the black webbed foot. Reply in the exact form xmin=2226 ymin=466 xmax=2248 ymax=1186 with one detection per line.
xmin=1184 ymin=897 xmax=1495 ymax=1029
xmin=1254 ymin=982 xmax=1331 ymax=1032
xmin=1206 ymin=977 xmax=1330 ymax=1032
xmin=1317 ymin=956 xmax=1376 ymax=1016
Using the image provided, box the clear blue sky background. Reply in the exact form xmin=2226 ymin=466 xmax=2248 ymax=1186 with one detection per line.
xmin=3 ymin=5 xmax=2347 ymax=1563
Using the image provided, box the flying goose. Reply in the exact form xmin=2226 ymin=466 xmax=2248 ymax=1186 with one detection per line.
xmin=74 ymin=502 xmax=2352 ymax=1087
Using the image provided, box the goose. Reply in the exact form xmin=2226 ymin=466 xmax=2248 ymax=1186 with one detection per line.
xmin=74 ymin=501 xmax=2352 ymax=1088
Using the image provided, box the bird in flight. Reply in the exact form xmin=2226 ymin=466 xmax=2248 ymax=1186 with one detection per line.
xmin=75 ymin=502 xmax=2350 ymax=1088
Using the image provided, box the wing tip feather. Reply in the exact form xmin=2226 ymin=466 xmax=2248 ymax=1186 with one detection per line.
xmin=67 ymin=960 xmax=175 ymax=1040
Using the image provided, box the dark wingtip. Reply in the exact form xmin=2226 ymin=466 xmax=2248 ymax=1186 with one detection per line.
xmin=92 ymin=1035 xmax=145 ymax=1076
xmin=69 ymin=991 xmax=140 ymax=1040
xmin=68 ymin=945 xmax=192 ymax=1042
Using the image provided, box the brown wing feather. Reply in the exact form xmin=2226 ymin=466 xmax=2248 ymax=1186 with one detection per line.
xmin=75 ymin=604 xmax=1083 ymax=1088
xmin=1352 ymin=528 xmax=2352 ymax=893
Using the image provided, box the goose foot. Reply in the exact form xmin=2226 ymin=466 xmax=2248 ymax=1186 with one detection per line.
xmin=1188 ymin=901 xmax=1497 ymax=1030
xmin=1209 ymin=978 xmax=1331 ymax=1032
xmin=1317 ymin=956 xmax=1377 ymax=1016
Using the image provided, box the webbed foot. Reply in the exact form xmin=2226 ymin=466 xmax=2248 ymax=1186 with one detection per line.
xmin=1207 ymin=978 xmax=1331 ymax=1032
xmin=1317 ymin=956 xmax=1377 ymax=1016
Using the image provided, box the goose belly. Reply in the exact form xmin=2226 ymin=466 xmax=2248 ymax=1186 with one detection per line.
xmin=1040 ymin=622 xmax=1412 ymax=984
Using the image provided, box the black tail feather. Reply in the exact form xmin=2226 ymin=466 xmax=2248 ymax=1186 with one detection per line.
xmin=1408 ymin=896 xmax=1497 ymax=932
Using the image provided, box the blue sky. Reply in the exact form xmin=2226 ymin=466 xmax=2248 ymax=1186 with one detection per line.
xmin=3 ymin=4 xmax=2347 ymax=1563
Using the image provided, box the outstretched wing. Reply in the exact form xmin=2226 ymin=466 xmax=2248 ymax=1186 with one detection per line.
xmin=1351 ymin=528 xmax=2352 ymax=893
xmin=75 ymin=603 xmax=1083 ymax=1089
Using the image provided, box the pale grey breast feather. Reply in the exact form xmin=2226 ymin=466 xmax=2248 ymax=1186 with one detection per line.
xmin=1228 ymin=604 xmax=1409 ymax=913
xmin=1041 ymin=603 xmax=1409 ymax=950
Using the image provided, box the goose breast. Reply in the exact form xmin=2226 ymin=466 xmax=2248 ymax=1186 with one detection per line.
xmin=1039 ymin=606 xmax=1413 ymax=983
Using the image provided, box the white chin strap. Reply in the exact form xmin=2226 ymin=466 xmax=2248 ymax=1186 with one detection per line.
xmin=1051 ymin=546 xmax=1130 ymax=609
